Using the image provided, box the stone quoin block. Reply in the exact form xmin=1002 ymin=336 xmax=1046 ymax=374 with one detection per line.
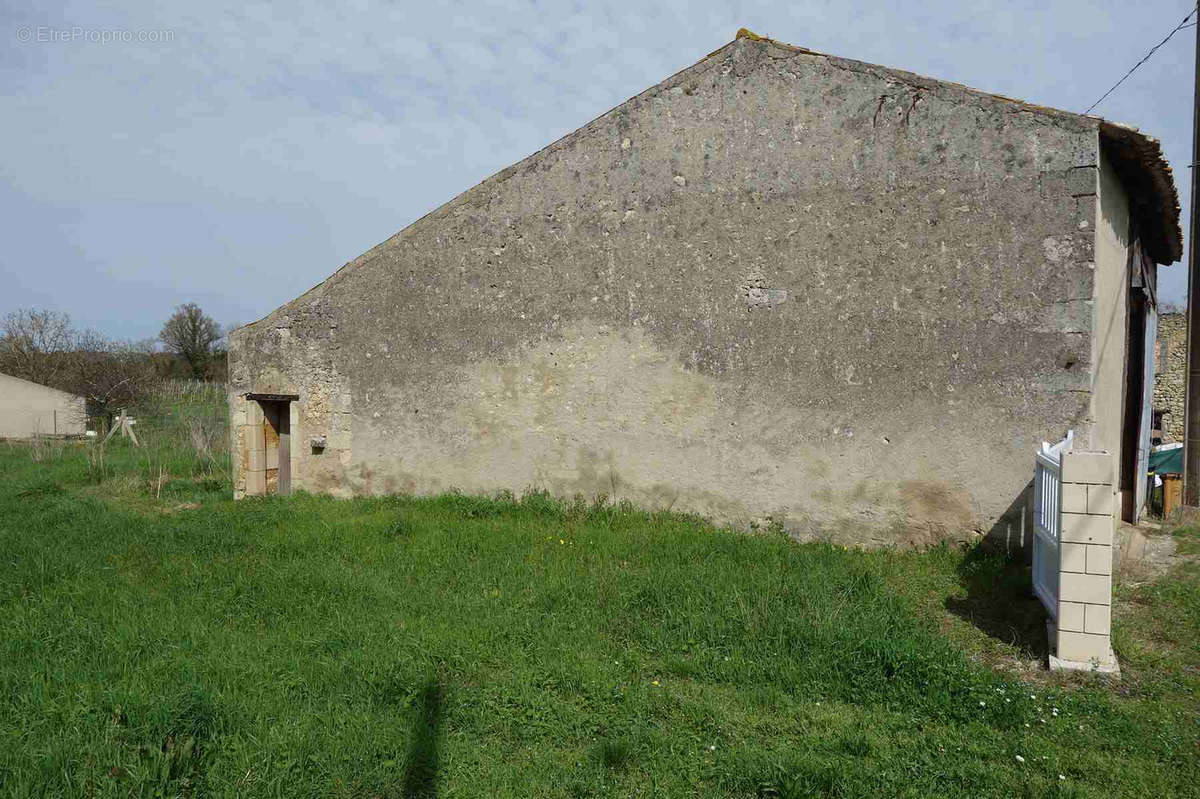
xmin=247 ymin=448 xmax=266 ymax=472
xmin=244 ymin=424 xmax=265 ymax=452
xmin=245 ymin=469 xmax=266 ymax=495
xmin=245 ymin=402 xmax=263 ymax=427
xmin=1065 ymin=165 xmax=1099 ymax=197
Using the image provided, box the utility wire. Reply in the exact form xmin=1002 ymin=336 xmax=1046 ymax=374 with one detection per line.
xmin=1084 ymin=5 xmax=1197 ymax=114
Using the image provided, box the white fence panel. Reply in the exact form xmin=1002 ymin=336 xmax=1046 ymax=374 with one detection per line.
xmin=1032 ymin=431 xmax=1072 ymax=619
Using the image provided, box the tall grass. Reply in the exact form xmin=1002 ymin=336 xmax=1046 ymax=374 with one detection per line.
xmin=79 ymin=380 xmax=230 ymax=494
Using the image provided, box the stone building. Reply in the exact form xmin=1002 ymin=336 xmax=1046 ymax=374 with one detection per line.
xmin=1153 ymin=310 xmax=1185 ymax=442
xmin=229 ymin=31 xmax=1181 ymax=553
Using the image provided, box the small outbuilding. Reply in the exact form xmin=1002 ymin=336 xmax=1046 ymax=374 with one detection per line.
xmin=0 ymin=372 xmax=86 ymax=438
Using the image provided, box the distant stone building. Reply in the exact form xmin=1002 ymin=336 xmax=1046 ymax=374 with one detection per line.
xmin=0 ymin=372 xmax=86 ymax=438
xmin=1154 ymin=311 xmax=1186 ymax=442
xmin=229 ymin=31 xmax=1181 ymax=549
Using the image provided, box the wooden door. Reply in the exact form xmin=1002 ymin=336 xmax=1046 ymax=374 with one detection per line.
xmin=260 ymin=401 xmax=291 ymax=495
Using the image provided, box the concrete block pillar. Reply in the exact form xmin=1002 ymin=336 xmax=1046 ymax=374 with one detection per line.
xmin=1053 ymin=450 xmax=1119 ymax=672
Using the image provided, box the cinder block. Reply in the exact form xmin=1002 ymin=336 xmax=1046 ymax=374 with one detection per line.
xmin=1058 ymin=601 xmax=1085 ymax=632
xmin=1061 ymin=483 xmax=1088 ymax=514
xmin=1061 ymin=512 xmax=1113 ymax=545
xmin=1060 ymin=542 xmax=1087 ymax=573
xmin=1060 ymin=571 xmax=1111 ymax=605
xmin=1086 ymin=485 xmax=1114 ymax=516
xmin=1084 ymin=604 xmax=1111 ymax=635
xmin=1061 ymin=451 xmax=1113 ymax=486
xmin=1057 ymin=630 xmax=1110 ymax=662
xmin=1085 ymin=544 xmax=1112 ymax=575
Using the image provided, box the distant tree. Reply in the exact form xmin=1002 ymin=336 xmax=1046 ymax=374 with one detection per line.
xmin=159 ymin=303 xmax=222 ymax=379
xmin=0 ymin=308 xmax=76 ymax=388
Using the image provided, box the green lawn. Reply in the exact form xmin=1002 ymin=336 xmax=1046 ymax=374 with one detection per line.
xmin=1 ymin=433 xmax=1197 ymax=797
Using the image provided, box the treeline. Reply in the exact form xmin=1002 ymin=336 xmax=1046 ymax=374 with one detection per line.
xmin=0 ymin=305 xmax=228 ymax=426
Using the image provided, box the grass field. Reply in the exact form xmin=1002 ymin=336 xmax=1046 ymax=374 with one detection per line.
xmin=1 ymin=401 xmax=1198 ymax=797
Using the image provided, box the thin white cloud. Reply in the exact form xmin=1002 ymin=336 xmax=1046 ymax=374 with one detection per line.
xmin=0 ymin=0 xmax=1194 ymax=337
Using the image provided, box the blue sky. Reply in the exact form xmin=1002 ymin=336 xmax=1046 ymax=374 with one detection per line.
xmin=1 ymin=0 xmax=1196 ymax=340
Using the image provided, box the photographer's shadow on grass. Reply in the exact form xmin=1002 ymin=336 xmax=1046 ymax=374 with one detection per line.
xmin=400 ymin=677 xmax=443 ymax=799
xmin=944 ymin=492 xmax=1049 ymax=662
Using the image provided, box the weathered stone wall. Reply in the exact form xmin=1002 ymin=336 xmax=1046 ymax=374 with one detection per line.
xmin=230 ymin=37 xmax=1104 ymax=547
xmin=1154 ymin=312 xmax=1186 ymax=442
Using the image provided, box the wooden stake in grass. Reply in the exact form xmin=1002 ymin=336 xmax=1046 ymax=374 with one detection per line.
xmin=104 ymin=409 xmax=140 ymax=447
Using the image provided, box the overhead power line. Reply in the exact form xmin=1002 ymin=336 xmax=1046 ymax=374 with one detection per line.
xmin=1084 ymin=5 xmax=1197 ymax=115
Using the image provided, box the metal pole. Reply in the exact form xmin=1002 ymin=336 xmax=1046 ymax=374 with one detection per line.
xmin=1185 ymin=2 xmax=1200 ymax=504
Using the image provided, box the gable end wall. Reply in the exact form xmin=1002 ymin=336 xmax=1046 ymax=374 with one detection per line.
xmin=230 ymin=39 xmax=1102 ymax=547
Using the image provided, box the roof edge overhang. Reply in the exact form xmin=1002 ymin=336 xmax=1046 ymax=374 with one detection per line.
xmin=1097 ymin=121 xmax=1183 ymax=265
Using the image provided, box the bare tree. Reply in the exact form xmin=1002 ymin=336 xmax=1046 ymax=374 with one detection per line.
xmin=159 ymin=303 xmax=222 ymax=379
xmin=71 ymin=332 xmax=161 ymax=427
xmin=0 ymin=308 xmax=76 ymax=388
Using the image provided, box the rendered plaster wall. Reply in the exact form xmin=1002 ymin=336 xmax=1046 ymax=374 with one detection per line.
xmin=230 ymin=37 xmax=1105 ymax=547
xmin=1071 ymin=151 xmax=1132 ymax=531
xmin=0 ymin=372 xmax=86 ymax=438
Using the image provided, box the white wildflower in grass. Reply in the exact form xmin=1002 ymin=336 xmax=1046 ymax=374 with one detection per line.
xmin=708 ymin=745 xmax=716 ymax=751
xmin=1015 ymin=755 xmax=1025 ymax=764
xmin=1059 ymin=775 xmax=1066 ymax=781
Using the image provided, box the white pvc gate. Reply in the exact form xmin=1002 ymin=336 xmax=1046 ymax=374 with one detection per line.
xmin=1032 ymin=431 xmax=1073 ymax=619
